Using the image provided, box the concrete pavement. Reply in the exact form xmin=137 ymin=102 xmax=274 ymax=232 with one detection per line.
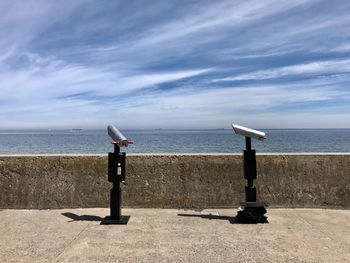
xmin=0 ymin=208 xmax=349 ymax=262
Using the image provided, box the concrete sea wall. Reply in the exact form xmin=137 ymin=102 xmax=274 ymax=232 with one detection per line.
xmin=0 ymin=154 xmax=349 ymax=209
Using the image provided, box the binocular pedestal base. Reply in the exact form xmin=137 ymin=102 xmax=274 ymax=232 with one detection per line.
xmin=235 ymin=202 xmax=268 ymax=224
xmin=100 ymin=183 xmax=130 ymax=225
xmin=101 ymin=215 xmax=130 ymax=225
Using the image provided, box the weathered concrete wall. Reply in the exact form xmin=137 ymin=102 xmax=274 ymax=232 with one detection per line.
xmin=0 ymin=154 xmax=349 ymax=209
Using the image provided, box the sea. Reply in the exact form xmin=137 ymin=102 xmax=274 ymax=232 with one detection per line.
xmin=0 ymin=129 xmax=349 ymax=154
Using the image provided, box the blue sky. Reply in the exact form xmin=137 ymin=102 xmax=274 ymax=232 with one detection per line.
xmin=1 ymin=0 xmax=350 ymax=129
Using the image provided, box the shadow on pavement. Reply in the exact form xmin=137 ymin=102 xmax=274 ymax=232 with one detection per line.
xmin=177 ymin=213 xmax=237 ymax=224
xmin=62 ymin=212 xmax=103 ymax=222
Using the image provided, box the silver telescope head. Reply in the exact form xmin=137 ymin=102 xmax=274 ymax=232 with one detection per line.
xmin=107 ymin=124 xmax=132 ymax=147
xmin=232 ymin=123 xmax=266 ymax=141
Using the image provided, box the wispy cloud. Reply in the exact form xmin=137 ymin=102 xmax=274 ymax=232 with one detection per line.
xmin=1 ymin=0 xmax=350 ymax=129
xmin=216 ymin=59 xmax=350 ymax=81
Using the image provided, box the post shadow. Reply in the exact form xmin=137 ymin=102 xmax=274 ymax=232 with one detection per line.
xmin=177 ymin=213 xmax=238 ymax=224
xmin=62 ymin=212 xmax=103 ymax=222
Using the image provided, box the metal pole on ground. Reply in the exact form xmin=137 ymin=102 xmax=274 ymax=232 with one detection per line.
xmin=101 ymin=125 xmax=133 ymax=225
xmin=232 ymin=123 xmax=268 ymax=224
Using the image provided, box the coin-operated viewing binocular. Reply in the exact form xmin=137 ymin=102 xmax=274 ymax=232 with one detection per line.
xmin=232 ymin=123 xmax=268 ymax=223
xmin=101 ymin=125 xmax=133 ymax=225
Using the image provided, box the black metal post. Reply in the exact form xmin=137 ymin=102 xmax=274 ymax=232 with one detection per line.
xmin=110 ymin=144 xmax=121 ymax=220
xmin=101 ymin=143 xmax=130 ymax=225
xmin=235 ymin=136 xmax=268 ymax=223
xmin=245 ymin=136 xmax=251 ymax=151
xmin=244 ymin=137 xmax=256 ymax=202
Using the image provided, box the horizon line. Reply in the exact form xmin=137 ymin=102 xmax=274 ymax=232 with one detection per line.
xmin=1 ymin=127 xmax=350 ymax=131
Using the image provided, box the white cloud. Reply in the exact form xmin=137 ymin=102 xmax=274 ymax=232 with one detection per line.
xmin=1 ymin=81 xmax=348 ymax=129
xmin=0 ymin=52 xmax=211 ymax=102
xmin=67 ymin=82 xmax=349 ymax=129
xmin=135 ymin=83 xmax=347 ymax=114
xmin=83 ymin=0 xmax=315 ymax=63
xmin=0 ymin=1 xmax=86 ymax=52
xmin=216 ymin=59 xmax=350 ymax=81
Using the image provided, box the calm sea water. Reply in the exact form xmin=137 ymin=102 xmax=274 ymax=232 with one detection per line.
xmin=0 ymin=129 xmax=349 ymax=154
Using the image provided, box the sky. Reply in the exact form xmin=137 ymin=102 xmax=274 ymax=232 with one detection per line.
xmin=1 ymin=0 xmax=350 ymax=129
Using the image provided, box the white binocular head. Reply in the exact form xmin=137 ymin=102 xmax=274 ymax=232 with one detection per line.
xmin=232 ymin=123 xmax=266 ymax=141
xmin=107 ymin=124 xmax=130 ymax=147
